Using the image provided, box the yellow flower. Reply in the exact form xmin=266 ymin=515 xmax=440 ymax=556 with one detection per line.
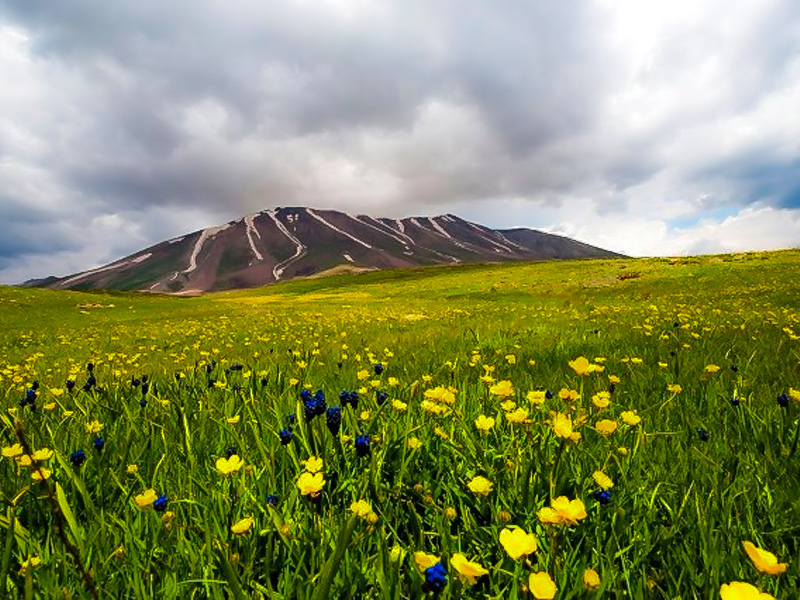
xmin=301 ymin=456 xmax=324 ymax=474
xmin=489 ymin=380 xmax=514 ymax=397
xmin=505 ymin=354 xmax=516 ymax=365
xmin=505 ymin=407 xmax=530 ymax=424
xmin=350 ymin=499 xmax=371 ymax=518
xmin=592 ymin=471 xmax=614 ymax=490
xmin=2 ymin=443 xmax=23 ymax=458
xmin=667 ymin=384 xmax=682 ymax=394
xmin=500 ymin=400 xmax=517 ymax=411
xmin=499 ymin=526 xmax=538 ymax=560
xmin=583 ymin=568 xmax=600 ymax=590
xmin=43 ymin=402 xmax=57 ymax=411
xmin=359 ymin=410 xmax=372 ymax=420
xmin=450 ymin=553 xmax=489 ymax=586
xmin=552 ymin=413 xmax=573 ymax=438
xmin=467 ymin=476 xmax=493 ymax=496
xmin=296 ymin=471 xmax=325 ymax=496
xmin=288 ymin=377 xmax=299 ymax=386
xmin=621 ymin=410 xmax=641 ymax=426
xmin=18 ymin=556 xmax=41 ymax=576
xmin=568 ymin=356 xmax=594 ymax=376
xmin=742 ymin=541 xmax=787 ymax=575
xmin=32 ymin=468 xmax=52 ymax=481
xmin=162 ymin=511 xmax=176 ymax=526
xmin=474 ymin=415 xmax=495 ymax=434
xmin=17 ymin=455 xmax=33 ymax=467
xmin=413 ymin=551 xmax=439 ymax=571
xmin=528 ymin=571 xmax=558 ymax=599
xmin=126 ymin=464 xmax=139 ymax=474
xmin=391 ymin=399 xmax=407 ymax=412
xmin=388 ymin=376 xmax=399 ymax=387
xmin=788 ymin=388 xmax=800 ymax=403
xmin=704 ymin=364 xmax=721 ymax=374
xmin=32 ymin=448 xmax=53 ymax=462
xmin=231 ymin=517 xmax=254 ymax=535
xmin=592 ymin=392 xmax=611 ymax=409
xmin=719 ymin=582 xmax=775 ymax=600
xmin=226 ymin=415 xmax=241 ymax=425
xmin=85 ymin=420 xmax=104 ymax=435
xmin=390 ymin=545 xmax=406 ymax=563
xmin=658 ymin=362 xmax=668 ymax=369
xmin=595 ymin=420 xmax=618 ymax=435
xmin=618 ymin=446 xmax=629 ymax=456
xmin=134 ymin=489 xmax=158 ymax=508
xmin=356 ymin=369 xmax=370 ymax=381
xmin=559 ymin=388 xmax=580 ymax=402
xmin=407 ymin=437 xmax=421 ymax=449
xmin=551 ymin=496 xmax=587 ymax=525
xmin=608 ymin=375 xmax=620 ymax=384
xmin=216 ymin=455 xmax=245 ymax=476
xmin=527 ymin=390 xmax=546 ymax=405
xmin=537 ymin=507 xmax=560 ymax=525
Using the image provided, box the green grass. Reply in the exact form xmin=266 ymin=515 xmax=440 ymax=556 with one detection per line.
xmin=1 ymin=250 xmax=799 ymax=599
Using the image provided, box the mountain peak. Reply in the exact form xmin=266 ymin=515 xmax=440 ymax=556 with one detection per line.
xmin=39 ymin=207 xmax=623 ymax=293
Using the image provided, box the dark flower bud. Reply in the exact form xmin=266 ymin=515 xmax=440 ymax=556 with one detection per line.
xmin=153 ymin=495 xmax=168 ymax=512
xmin=374 ymin=363 xmax=384 ymax=375
xmin=730 ymin=396 xmax=740 ymax=407
xmin=266 ymin=495 xmax=279 ymax=507
xmin=225 ymin=446 xmax=238 ymax=459
xmin=326 ymin=407 xmax=342 ymax=435
xmin=697 ymin=428 xmax=710 ymax=442
xmin=66 ymin=379 xmax=75 ymax=392
xmin=260 ymin=377 xmax=268 ymax=387
xmin=229 ymin=363 xmax=243 ymax=372
xmin=139 ymin=398 xmax=147 ymax=408
xmin=304 ymin=400 xmax=317 ymax=422
xmin=131 ymin=377 xmax=140 ymax=388
xmin=355 ymin=434 xmax=370 ymax=458
xmin=279 ymin=428 xmax=293 ymax=445
xmin=31 ymin=381 xmax=39 ymax=390
xmin=69 ymin=450 xmax=86 ymax=467
xmin=93 ymin=436 xmax=105 ymax=452
xmin=593 ymin=489 xmax=612 ymax=505
xmin=545 ymin=390 xmax=554 ymax=400
xmin=300 ymin=389 xmax=312 ymax=402
xmin=376 ymin=391 xmax=388 ymax=406
xmin=87 ymin=362 xmax=94 ymax=372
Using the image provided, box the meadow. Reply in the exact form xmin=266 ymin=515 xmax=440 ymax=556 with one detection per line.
xmin=1 ymin=250 xmax=799 ymax=599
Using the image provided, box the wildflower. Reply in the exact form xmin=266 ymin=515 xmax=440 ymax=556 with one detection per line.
xmin=424 ymin=562 xmax=447 ymax=594
xmin=467 ymin=476 xmax=493 ymax=496
xmin=559 ymin=388 xmax=580 ymax=402
xmin=2 ymin=443 xmax=23 ymax=458
xmin=527 ymin=390 xmax=546 ymax=405
xmin=741 ymin=541 xmax=787 ymax=575
xmin=539 ymin=496 xmax=587 ymax=525
xmin=93 ymin=436 xmax=105 ymax=452
xmin=266 ymin=495 xmax=279 ymax=507
xmin=126 ymin=464 xmax=138 ymax=474
xmin=355 ymin=434 xmax=370 ymax=457
xmin=593 ymin=490 xmax=612 ymax=505
xmin=231 ymin=517 xmax=254 ymax=535
xmin=621 ymin=410 xmax=641 ymax=426
xmin=414 ymin=551 xmax=440 ymax=570
xmin=301 ymin=456 xmax=323 ymax=474
xmin=450 ymin=553 xmax=489 ymax=586
xmin=552 ymin=413 xmax=573 ymax=438
xmin=350 ymin=499 xmax=372 ymax=518
xmin=216 ymin=455 xmax=244 ymax=476
xmin=424 ymin=385 xmax=457 ymax=404
xmin=43 ymin=402 xmax=56 ymax=411
xmin=528 ymin=571 xmax=558 ymax=599
xmin=719 ymin=582 xmax=775 ymax=600
xmin=505 ymin=354 xmax=517 ymax=365
xmin=499 ymin=526 xmax=538 ymax=559
xmin=704 ymin=364 xmax=721 ymax=375
xmin=391 ymin=399 xmax=407 ymax=412
xmin=153 ymin=495 xmax=168 ymax=512
xmin=297 ymin=472 xmax=325 ymax=496
xmin=788 ymin=388 xmax=800 ymax=403
xmin=506 ymin=407 xmax=530 ymax=424
xmin=489 ymin=380 xmax=514 ymax=397
xmin=85 ymin=420 xmax=103 ymax=435
xmin=357 ymin=369 xmax=370 ymax=381
xmin=226 ymin=415 xmax=240 ymax=425
xmin=69 ymin=450 xmax=86 ymax=467
xmin=697 ymin=429 xmax=710 ymax=442
xmin=32 ymin=468 xmax=52 ymax=481
xmin=667 ymin=384 xmax=682 ymax=394
xmin=162 ymin=511 xmax=176 ymax=526
xmin=595 ymin=420 xmax=618 ymax=435
xmin=407 ymin=437 xmax=421 ymax=449
xmin=583 ymin=568 xmax=601 ymax=590
xmin=777 ymin=393 xmax=789 ymax=408
xmin=135 ymin=489 xmax=158 ymax=508
xmin=374 ymin=363 xmax=384 ymax=375
xmin=326 ymin=407 xmax=342 ymax=435
xmin=608 ymin=375 xmax=620 ymax=384
xmin=618 ymin=446 xmax=629 ymax=456
xmin=390 ymin=545 xmax=406 ymax=563
xmin=18 ymin=556 xmax=41 ymax=576
xmin=279 ymin=428 xmax=293 ymax=445
xmin=475 ymin=415 xmax=495 ymax=433
xmin=592 ymin=471 xmax=614 ymax=490
xmin=568 ymin=356 xmax=596 ymax=376
xmin=444 ymin=506 xmax=457 ymax=520
xmin=592 ymin=392 xmax=611 ymax=408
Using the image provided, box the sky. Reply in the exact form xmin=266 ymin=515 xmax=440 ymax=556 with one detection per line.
xmin=1 ymin=0 xmax=799 ymax=284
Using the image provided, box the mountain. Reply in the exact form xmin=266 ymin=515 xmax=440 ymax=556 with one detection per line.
xmin=37 ymin=207 xmax=623 ymax=293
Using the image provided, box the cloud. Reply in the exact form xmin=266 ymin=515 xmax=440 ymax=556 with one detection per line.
xmin=0 ymin=0 xmax=799 ymax=283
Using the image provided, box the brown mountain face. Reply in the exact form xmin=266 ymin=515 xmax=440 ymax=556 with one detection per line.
xmin=39 ymin=207 xmax=624 ymax=293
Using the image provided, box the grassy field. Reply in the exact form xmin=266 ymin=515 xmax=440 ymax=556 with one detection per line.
xmin=1 ymin=250 xmax=799 ymax=599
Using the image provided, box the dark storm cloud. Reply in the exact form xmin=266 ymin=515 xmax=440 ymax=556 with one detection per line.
xmin=1 ymin=0 xmax=800 ymax=282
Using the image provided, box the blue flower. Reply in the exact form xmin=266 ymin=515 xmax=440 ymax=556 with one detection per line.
xmin=266 ymin=495 xmax=279 ymax=507
xmin=697 ymin=428 xmax=710 ymax=442
xmin=26 ymin=389 xmax=37 ymax=402
xmin=355 ymin=434 xmax=370 ymax=458
xmin=153 ymin=495 xmax=168 ymax=512
xmin=131 ymin=377 xmax=140 ymax=388
xmin=279 ymin=428 xmax=293 ymax=445
xmin=545 ymin=390 xmax=554 ymax=400
xmin=348 ymin=391 xmax=359 ymax=409
xmin=730 ymin=396 xmax=740 ymax=407
xmin=374 ymin=363 xmax=384 ymax=375
xmin=69 ymin=450 xmax=86 ymax=467
xmin=139 ymin=398 xmax=147 ymax=408
xmin=778 ymin=393 xmax=789 ymax=408
xmin=93 ymin=436 xmax=105 ymax=452
xmin=229 ymin=363 xmax=243 ymax=372
xmin=424 ymin=562 xmax=447 ymax=594
xmin=87 ymin=362 xmax=94 ymax=372
xmin=376 ymin=391 xmax=388 ymax=406
xmin=225 ymin=446 xmax=238 ymax=459
xmin=326 ymin=407 xmax=342 ymax=435
xmin=66 ymin=379 xmax=75 ymax=392
xmin=31 ymin=381 xmax=39 ymax=391
xmin=304 ymin=400 xmax=317 ymax=422
xmin=593 ymin=489 xmax=612 ymax=505
xmin=300 ymin=389 xmax=312 ymax=402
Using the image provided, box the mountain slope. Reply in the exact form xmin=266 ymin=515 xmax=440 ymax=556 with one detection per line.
xmin=39 ymin=207 xmax=623 ymax=293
